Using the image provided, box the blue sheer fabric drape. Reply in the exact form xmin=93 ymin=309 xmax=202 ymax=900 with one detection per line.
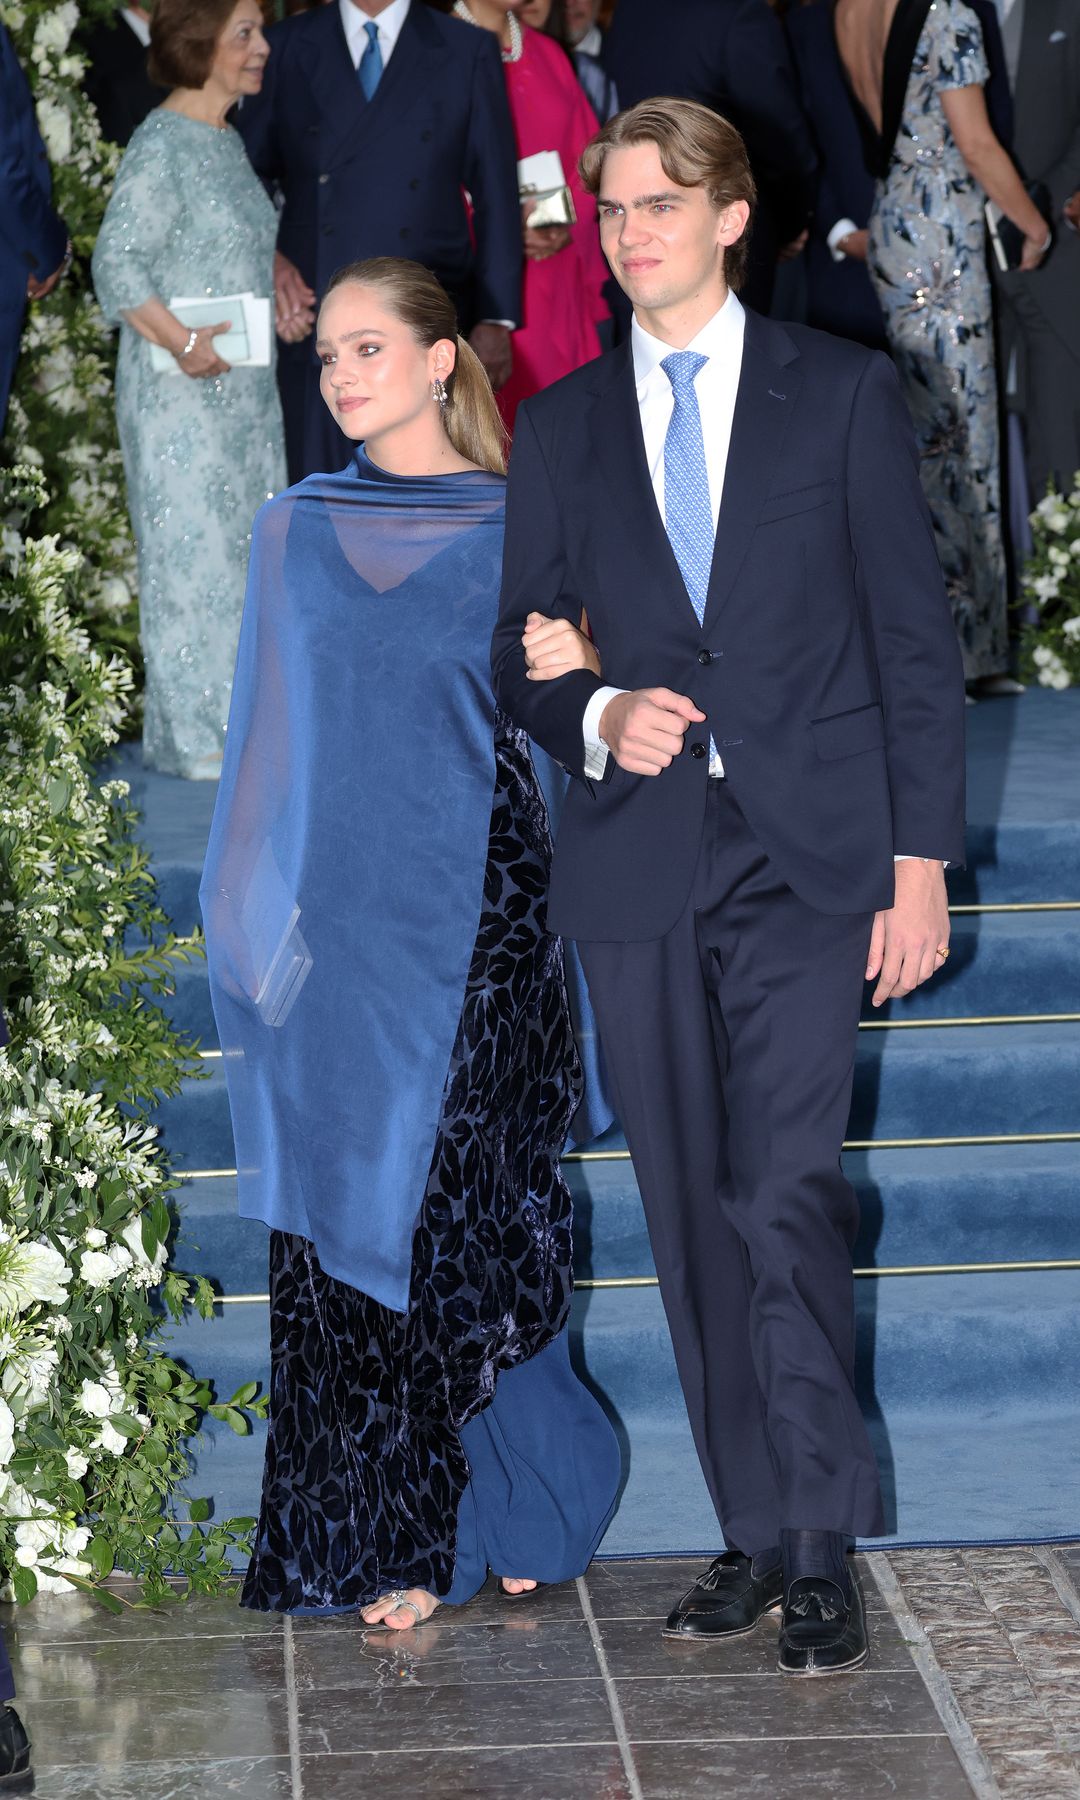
xmin=201 ymin=454 xmax=509 ymax=1311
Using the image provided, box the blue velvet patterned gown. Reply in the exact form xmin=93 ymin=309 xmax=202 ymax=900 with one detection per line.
xmin=866 ymin=0 xmax=1008 ymax=678
xmin=200 ymin=450 xmax=620 ymax=1612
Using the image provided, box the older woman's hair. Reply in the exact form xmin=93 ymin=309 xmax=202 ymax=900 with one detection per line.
xmin=148 ymin=0 xmax=242 ymax=91
xmin=579 ymin=96 xmax=757 ymax=290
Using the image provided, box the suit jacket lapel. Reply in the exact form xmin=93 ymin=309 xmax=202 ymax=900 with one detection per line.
xmin=586 ymin=344 xmax=692 ymax=611
xmin=702 ymin=313 xmax=802 ymax=632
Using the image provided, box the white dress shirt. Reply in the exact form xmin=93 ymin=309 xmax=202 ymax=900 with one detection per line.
xmin=582 ymin=293 xmax=746 ymax=780
xmin=339 ymin=0 xmax=411 ymax=70
xmin=120 ymin=7 xmax=151 ymax=47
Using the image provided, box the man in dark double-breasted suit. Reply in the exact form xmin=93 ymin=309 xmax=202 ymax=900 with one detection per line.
xmin=237 ymin=0 xmax=521 ymax=481
xmin=493 ymin=98 xmax=966 ymax=1676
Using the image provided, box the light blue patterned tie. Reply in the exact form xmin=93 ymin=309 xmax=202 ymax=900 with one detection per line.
xmin=662 ymin=351 xmax=717 ymax=763
xmin=358 ymin=19 xmax=383 ymax=100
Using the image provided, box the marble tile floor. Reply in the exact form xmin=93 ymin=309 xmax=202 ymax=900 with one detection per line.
xmin=3 ymin=1547 xmax=1080 ymax=1799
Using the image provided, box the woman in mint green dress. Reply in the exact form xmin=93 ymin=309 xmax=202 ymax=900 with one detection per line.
xmin=92 ymin=0 xmax=287 ymax=778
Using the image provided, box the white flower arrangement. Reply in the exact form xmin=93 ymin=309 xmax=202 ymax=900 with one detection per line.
xmin=1020 ymin=475 xmax=1080 ymax=688
xmin=0 ymin=470 xmax=266 ymax=1609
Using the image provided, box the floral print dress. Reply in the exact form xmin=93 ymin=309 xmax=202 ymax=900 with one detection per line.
xmin=868 ymin=0 xmax=1007 ymax=679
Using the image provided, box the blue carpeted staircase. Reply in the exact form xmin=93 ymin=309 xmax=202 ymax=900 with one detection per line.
xmin=121 ymin=692 xmax=1080 ymax=1553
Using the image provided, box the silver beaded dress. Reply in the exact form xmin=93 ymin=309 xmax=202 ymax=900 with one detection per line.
xmin=867 ymin=0 xmax=1007 ymax=679
xmin=92 ymin=109 xmax=287 ymax=777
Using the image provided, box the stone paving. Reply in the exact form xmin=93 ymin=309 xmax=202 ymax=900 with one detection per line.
xmin=2 ymin=1547 xmax=1079 ymax=1797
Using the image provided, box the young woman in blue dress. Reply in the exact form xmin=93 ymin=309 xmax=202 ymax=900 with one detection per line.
xmin=201 ymin=257 xmax=620 ymax=1630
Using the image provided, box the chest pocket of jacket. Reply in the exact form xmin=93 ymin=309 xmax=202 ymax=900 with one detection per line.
xmin=758 ymin=478 xmax=838 ymax=525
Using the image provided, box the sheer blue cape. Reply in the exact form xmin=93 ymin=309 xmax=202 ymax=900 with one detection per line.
xmin=201 ymin=452 xmax=515 ymax=1310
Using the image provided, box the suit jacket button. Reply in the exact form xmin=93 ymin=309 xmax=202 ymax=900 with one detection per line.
xmin=690 ymin=742 xmax=707 ymax=760
xmin=318 ymin=173 xmax=329 ymax=185
xmin=697 ymin=649 xmax=712 ymax=666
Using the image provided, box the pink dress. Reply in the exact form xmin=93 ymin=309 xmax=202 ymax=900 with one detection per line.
xmin=498 ymin=28 xmax=608 ymax=429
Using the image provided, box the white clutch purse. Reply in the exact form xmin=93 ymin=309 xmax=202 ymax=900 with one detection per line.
xmin=518 ymin=150 xmax=577 ymax=228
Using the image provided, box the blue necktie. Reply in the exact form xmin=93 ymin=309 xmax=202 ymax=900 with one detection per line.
xmin=662 ymin=350 xmax=718 ymax=762
xmin=358 ymin=20 xmax=383 ymax=100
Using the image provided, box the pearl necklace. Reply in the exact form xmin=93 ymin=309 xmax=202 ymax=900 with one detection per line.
xmin=452 ymin=1 xmax=523 ymax=64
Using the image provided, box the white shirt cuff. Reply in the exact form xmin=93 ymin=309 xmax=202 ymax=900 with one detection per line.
xmin=583 ymin=684 xmax=626 ymax=780
xmin=478 ymin=318 xmax=516 ymax=331
xmin=895 ymin=854 xmax=950 ymax=868
xmin=826 ymin=217 xmax=860 ymax=262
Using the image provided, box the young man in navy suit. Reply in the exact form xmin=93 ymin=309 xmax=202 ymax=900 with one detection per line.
xmin=237 ymin=0 xmax=521 ymax=480
xmin=493 ymin=98 xmax=965 ymax=1675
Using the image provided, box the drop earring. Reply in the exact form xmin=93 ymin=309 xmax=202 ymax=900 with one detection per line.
xmin=433 ymin=376 xmax=449 ymax=411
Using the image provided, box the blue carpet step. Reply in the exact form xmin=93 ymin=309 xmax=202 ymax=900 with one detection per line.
xmin=162 ymin=1271 xmax=1080 ymax=1549
xmin=174 ymin=1138 xmax=1080 ymax=1294
xmin=158 ymin=1020 xmax=1080 ymax=1172
xmin=156 ymin=906 xmax=1080 ymax=1051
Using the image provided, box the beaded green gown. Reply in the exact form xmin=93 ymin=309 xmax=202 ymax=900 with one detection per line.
xmin=92 ymin=109 xmax=287 ymax=778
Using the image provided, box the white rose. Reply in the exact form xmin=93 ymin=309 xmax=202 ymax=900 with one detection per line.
xmin=34 ymin=99 xmax=71 ymax=165
xmin=106 ymin=1245 xmax=134 ymax=1281
xmin=0 ymin=1239 xmax=71 ymax=1317
xmin=64 ymin=1448 xmax=89 ymax=1481
xmin=0 ymin=1398 xmax=14 ymax=1469
xmin=1062 ymin=616 xmax=1080 ymax=641
xmin=1051 ymin=669 xmax=1071 ymax=690
xmin=77 ymin=1378 xmax=112 ymax=1419
xmin=33 ymin=2 xmax=78 ymax=56
xmin=1032 ymin=646 xmax=1053 ymax=666
xmin=83 ymin=1228 xmax=106 ymax=1249
xmin=93 ymin=1419 xmax=128 ymax=1457
xmin=79 ymin=1250 xmax=117 ymax=1289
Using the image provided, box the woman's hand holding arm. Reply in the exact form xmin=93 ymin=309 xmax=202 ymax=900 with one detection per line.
xmin=523 ymin=612 xmax=601 ymax=681
xmin=120 ymin=297 xmax=232 ymax=377
xmin=942 ymin=84 xmax=1050 ymax=267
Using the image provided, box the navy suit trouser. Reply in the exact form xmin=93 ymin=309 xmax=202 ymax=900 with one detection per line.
xmin=577 ymin=778 xmax=885 ymax=1555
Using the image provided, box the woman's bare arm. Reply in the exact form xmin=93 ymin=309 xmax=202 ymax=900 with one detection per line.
xmin=942 ymin=84 xmax=1049 ymax=268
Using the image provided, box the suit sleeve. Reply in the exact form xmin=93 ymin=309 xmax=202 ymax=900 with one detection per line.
xmin=463 ymin=32 xmax=522 ymax=327
xmin=0 ymin=27 xmax=67 ymax=277
xmin=846 ymin=353 xmax=966 ymax=863
xmin=727 ymin=0 xmax=817 ymax=242
xmin=492 ymin=404 xmax=604 ymax=779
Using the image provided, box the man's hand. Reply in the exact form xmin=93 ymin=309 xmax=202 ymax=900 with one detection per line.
xmin=866 ymin=859 xmax=950 ymax=1007
xmin=27 ymin=243 xmax=70 ymax=301
xmin=599 ymin=688 xmax=706 ymax=776
xmin=469 ymin=321 xmax=512 ymax=391
xmin=778 ymin=228 xmax=809 ymax=262
xmin=274 ymin=250 xmax=316 ymax=340
xmin=837 ymin=227 xmax=869 ymax=262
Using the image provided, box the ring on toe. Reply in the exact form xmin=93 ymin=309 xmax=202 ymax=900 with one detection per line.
xmin=365 ymin=1589 xmax=429 ymax=1628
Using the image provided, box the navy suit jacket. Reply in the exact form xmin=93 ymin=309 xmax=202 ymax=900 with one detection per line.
xmin=492 ymin=312 xmax=966 ymax=942
xmin=0 ymin=21 xmax=67 ymax=414
xmin=236 ymin=2 xmax=520 ymax=321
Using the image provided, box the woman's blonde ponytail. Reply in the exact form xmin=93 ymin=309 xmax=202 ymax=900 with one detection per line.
xmin=324 ymin=256 xmax=508 ymax=476
xmin=446 ymin=334 xmax=509 ymax=476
